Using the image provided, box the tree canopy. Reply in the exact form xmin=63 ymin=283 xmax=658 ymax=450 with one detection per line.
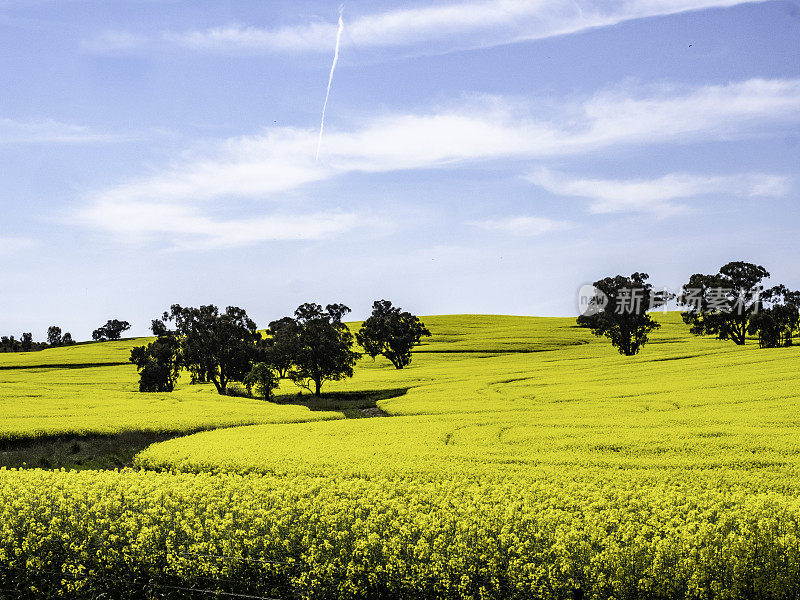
xmin=47 ymin=326 xmax=75 ymax=347
xmin=577 ymin=272 xmax=666 ymax=356
xmin=287 ymin=303 xmax=360 ymax=396
xmin=243 ymin=362 xmax=280 ymax=400
xmin=356 ymin=300 xmax=431 ymax=369
xmin=129 ymin=325 xmax=182 ymax=393
xmin=679 ymin=261 xmax=769 ymax=345
xmin=161 ymin=304 xmax=260 ymax=395
xmin=748 ymin=285 xmax=800 ymax=348
xmin=263 ymin=316 xmax=302 ymax=378
xmin=92 ymin=319 xmax=131 ymax=342
xmin=47 ymin=326 xmax=62 ymax=347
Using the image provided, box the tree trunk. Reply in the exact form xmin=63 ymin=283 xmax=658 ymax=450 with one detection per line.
xmin=314 ymin=379 xmax=321 ymax=396
xmin=212 ymin=373 xmax=226 ymax=395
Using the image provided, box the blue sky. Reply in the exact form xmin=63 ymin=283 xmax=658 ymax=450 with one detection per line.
xmin=1 ymin=0 xmax=798 ymax=339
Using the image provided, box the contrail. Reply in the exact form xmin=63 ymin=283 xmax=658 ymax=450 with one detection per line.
xmin=316 ymin=5 xmax=344 ymax=161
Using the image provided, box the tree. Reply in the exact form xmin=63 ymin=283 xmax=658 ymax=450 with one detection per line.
xmin=46 ymin=326 xmax=74 ymax=347
xmin=747 ymin=285 xmax=800 ymax=348
xmin=47 ymin=326 xmax=63 ymax=347
xmin=679 ymin=261 xmax=770 ymax=345
xmin=92 ymin=319 xmax=131 ymax=342
xmin=0 ymin=336 xmax=14 ymax=352
xmin=577 ymin=272 xmax=666 ymax=356
xmin=244 ymin=362 xmax=280 ymax=400
xmin=20 ymin=332 xmax=33 ymax=352
xmin=356 ymin=300 xmax=431 ymax=369
xmin=288 ymin=303 xmax=360 ymax=396
xmin=129 ymin=325 xmax=182 ymax=392
xmin=163 ymin=304 xmax=260 ymax=395
xmin=153 ymin=318 xmax=207 ymax=382
xmin=264 ymin=316 xmax=302 ymax=378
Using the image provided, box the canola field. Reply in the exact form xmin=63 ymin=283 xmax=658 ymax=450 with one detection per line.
xmin=0 ymin=339 xmax=341 ymax=442
xmin=1 ymin=314 xmax=800 ymax=599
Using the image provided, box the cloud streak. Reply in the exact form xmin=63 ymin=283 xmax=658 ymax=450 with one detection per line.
xmin=0 ymin=118 xmax=121 ymax=144
xmin=150 ymin=0 xmax=769 ymax=55
xmin=526 ymin=168 xmax=793 ymax=215
xmin=79 ymin=200 xmax=360 ymax=250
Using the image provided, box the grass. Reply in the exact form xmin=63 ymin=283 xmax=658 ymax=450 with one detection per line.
xmin=0 ymin=431 xmax=180 ymax=470
xmin=274 ymin=388 xmax=405 ymax=418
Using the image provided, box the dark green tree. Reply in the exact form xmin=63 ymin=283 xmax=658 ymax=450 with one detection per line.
xmin=577 ymin=272 xmax=666 ymax=356
xmin=0 ymin=336 xmax=14 ymax=352
xmin=244 ymin=362 xmax=280 ymax=400
xmin=161 ymin=312 xmax=208 ymax=383
xmin=163 ymin=304 xmax=260 ymax=395
xmin=129 ymin=324 xmax=182 ymax=392
xmin=92 ymin=319 xmax=131 ymax=341
xmin=288 ymin=303 xmax=360 ymax=396
xmin=264 ymin=316 xmax=302 ymax=378
xmin=356 ymin=300 xmax=431 ymax=369
xmin=747 ymin=285 xmax=800 ymax=348
xmin=20 ymin=332 xmax=33 ymax=351
xmin=679 ymin=261 xmax=770 ymax=345
xmin=47 ymin=326 xmax=63 ymax=347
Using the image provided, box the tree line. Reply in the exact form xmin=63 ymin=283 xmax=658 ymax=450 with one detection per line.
xmin=0 ymin=319 xmax=131 ymax=353
xmin=578 ymin=261 xmax=799 ymax=355
xmin=129 ymin=300 xmax=431 ymax=399
xmin=0 ymin=326 xmax=77 ymax=353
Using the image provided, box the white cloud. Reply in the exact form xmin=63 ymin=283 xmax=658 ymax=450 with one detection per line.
xmin=79 ymin=200 xmax=359 ymax=249
xmin=319 ymin=79 xmax=800 ymax=166
xmin=98 ymin=129 xmax=332 ymax=205
xmin=526 ymin=168 xmax=793 ymax=215
xmin=468 ymin=216 xmax=574 ymax=236
xmin=0 ymin=118 xmax=118 ymax=144
xmin=80 ymin=31 xmax=150 ymax=53
xmin=746 ymin=174 xmax=793 ymax=197
xmin=90 ymin=78 xmax=800 ymax=203
xmin=78 ymin=78 xmax=800 ymax=247
xmin=576 ymin=79 xmax=800 ymax=149
xmin=154 ymin=0 xmax=769 ymax=54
